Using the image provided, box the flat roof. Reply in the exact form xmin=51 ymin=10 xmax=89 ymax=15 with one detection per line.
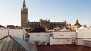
xmin=37 ymin=45 xmax=91 ymax=51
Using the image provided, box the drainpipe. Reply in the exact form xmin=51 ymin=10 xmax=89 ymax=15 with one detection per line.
xmin=8 ymin=28 xmax=9 ymax=36
xmin=23 ymin=34 xmax=24 ymax=40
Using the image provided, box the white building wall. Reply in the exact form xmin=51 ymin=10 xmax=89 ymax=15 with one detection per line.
xmin=77 ymin=39 xmax=83 ymax=45
xmin=29 ymin=32 xmax=51 ymax=44
xmin=0 ymin=29 xmax=25 ymax=40
xmin=77 ymin=27 xmax=91 ymax=38
xmin=77 ymin=27 xmax=91 ymax=45
xmin=50 ymin=32 xmax=76 ymax=45
xmin=53 ymin=32 xmax=76 ymax=38
xmin=77 ymin=29 xmax=83 ymax=38
xmin=50 ymin=37 xmax=73 ymax=45
xmin=9 ymin=29 xmax=25 ymax=40
xmin=0 ymin=29 xmax=8 ymax=39
xmin=83 ymin=39 xmax=91 ymax=47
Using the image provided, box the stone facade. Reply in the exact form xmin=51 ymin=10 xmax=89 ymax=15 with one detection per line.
xmin=21 ymin=0 xmax=67 ymax=29
xmin=21 ymin=0 xmax=28 ymax=28
xmin=28 ymin=19 xmax=67 ymax=29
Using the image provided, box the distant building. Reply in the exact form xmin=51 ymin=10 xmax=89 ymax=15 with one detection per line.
xmin=7 ymin=25 xmax=20 ymax=29
xmin=0 ymin=25 xmax=4 ymax=28
xmin=67 ymin=19 xmax=81 ymax=31
xmin=7 ymin=25 xmax=15 ymax=29
xmin=74 ymin=19 xmax=81 ymax=28
xmin=21 ymin=0 xmax=67 ymax=29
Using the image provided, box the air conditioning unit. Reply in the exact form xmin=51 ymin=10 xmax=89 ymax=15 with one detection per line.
xmin=41 ymin=41 xmax=47 ymax=45
xmin=35 ymin=41 xmax=41 ymax=45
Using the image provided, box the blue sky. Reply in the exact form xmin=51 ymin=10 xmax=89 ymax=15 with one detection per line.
xmin=0 ymin=0 xmax=91 ymax=26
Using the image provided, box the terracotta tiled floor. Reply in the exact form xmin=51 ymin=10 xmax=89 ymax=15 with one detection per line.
xmin=37 ymin=44 xmax=91 ymax=51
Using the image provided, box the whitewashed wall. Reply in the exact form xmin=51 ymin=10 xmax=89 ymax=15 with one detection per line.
xmin=77 ymin=27 xmax=91 ymax=45
xmin=29 ymin=32 xmax=51 ymax=44
xmin=9 ymin=29 xmax=25 ymax=40
xmin=50 ymin=37 xmax=73 ymax=45
xmin=83 ymin=28 xmax=91 ymax=38
xmin=53 ymin=32 xmax=76 ymax=38
xmin=76 ymin=39 xmax=83 ymax=45
xmin=77 ymin=29 xmax=83 ymax=38
xmin=50 ymin=32 xmax=76 ymax=45
xmin=0 ymin=29 xmax=25 ymax=40
xmin=83 ymin=39 xmax=91 ymax=47
xmin=0 ymin=29 xmax=8 ymax=39
xmin=77 ymin=27 xmax=91 ymax=38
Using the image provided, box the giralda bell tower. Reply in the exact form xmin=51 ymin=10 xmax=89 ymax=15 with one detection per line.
xmin=21 ymin=0 xmax=28 ymax=28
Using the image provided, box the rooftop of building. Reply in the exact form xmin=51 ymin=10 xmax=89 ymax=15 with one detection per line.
xmin=37 ymin=45 xmax=91 ymax=51
xmin=0 ymin=35 xmax=37 ymax=51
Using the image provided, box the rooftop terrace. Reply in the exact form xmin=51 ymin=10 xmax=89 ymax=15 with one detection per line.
xmin=37 ymin=44 xmax=91 ymax=51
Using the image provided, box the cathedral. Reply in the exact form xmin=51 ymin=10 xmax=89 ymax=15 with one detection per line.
xmin=21 ymin=0 xmax=28 ymax=28
xmin=21 ymin=0 xmax=81 ymax=30
xmin=21 ymin=0 xmax=67 ymax=29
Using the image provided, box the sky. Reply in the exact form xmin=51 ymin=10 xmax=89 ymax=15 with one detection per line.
xmin=0 ymin=0 xmax=91 ymax=26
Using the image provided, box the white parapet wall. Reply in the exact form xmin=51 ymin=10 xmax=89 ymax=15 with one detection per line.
xmin=50 ymin=38 xmax=73 ymax=45
xmin=83 ymin=39 xmax=91 ymax=47
xmin=53 ymin=32 xmax=76 ymax=38
xmin=77 ymin=27 xmax=91 ymax=38
xmin=9 ymin=29 xmax=25 ymax=40
xmin=29 ymin=32 xmax=52 ymax=44
xmin=50 ymin=31 xmax=76 ymax=45
xmin=77 ymin=27 xmax=91 ymax=45
xmin=0 ymin=29 xmax=25 ymax=40
xmin=76 ymin=38 xmax=83 ymax=45
xmin=0 ymin=29 xmax=8 ymax=39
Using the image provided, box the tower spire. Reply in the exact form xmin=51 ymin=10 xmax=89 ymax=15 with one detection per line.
xmin=23 ymin=0 xmax=26 ymax=7
xmin=76 ymin=19 xmax=78 ymax=24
